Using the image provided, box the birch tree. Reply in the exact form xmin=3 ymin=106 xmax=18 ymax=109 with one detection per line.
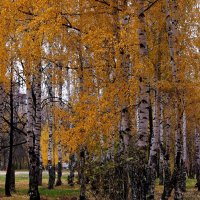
xmin=26 ymin=73 xmax=40 ymax=200
xmin=46 ymin=63 xmax=56 ymax=189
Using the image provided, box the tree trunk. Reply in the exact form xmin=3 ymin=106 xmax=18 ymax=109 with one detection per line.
xmin=56 ymin=141 xmax=62 ymax=186
xmin=47 ymin=110 xmax=55 ymax=189
xmin=132 ymin=0 xmax=150 ymax=199
xmin=68 ymin=154 xmax=77 ymax=186
xmin=56 ymin=64 xmax=63 ymax=186
xmin=38 ymin=155 xmax=43 ymax=186
xmin=0 ymin=84 xmax=4 ymax=170
xmin=181 ymin=110 xmax=187 ymax=192
xmin=147 ymin=90 xmax=160 ymax=199
xmin=137 ymin=0 xmax=149 ymax=149
xmin=195 ymin=127 xmax=200 ymax=191
xmin=47 ymin=63 xmax=55 ymax=190
xmin=5 ymin=74 xmax=14 ymax=196
xmin=159 ymin=103 xmax=164 ymax=185
xmin=161 ymin=116 xmax=172 ymax=200
xmin=163 ymin=0 xmax=183 ymax=199
xmin=27 ymin=78 xmax=40 ymax=200
xmin=28 ymin=148 xmax=40 ymax=200
xmin=35 ymin=68 xmax=42 ymax=186
xmin=79 ymin=149 xmax=86 ymax=200
xmin=10 ymin=166 xmax=15 ymax=192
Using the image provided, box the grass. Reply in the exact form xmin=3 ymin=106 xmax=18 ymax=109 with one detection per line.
xmin=0 ymin=171 xmax=79 ymax=200
xmin=0 ymin=172 xmax=200 ymax=199
xmin=155 ymin=178 xmax=200 ymax=200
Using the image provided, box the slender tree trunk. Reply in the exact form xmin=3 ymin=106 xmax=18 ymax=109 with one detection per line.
xmin=79 ymin=148 xmax=86 ymax=200
xmin=137 ymin=0 xmax=149 ymax=149
xmin=56 ymin=141 xmax=62 ymax=186
xmin=181 ymin=110 xmax=187 ymax=191
xmin=66 ymin=67 xmax=76 ymax=187
xmin=38 ymin=153 xmax=43 ymax=186
xmin=34 ymin=68 xmax=42 ymax=186
xmin=136 ymin=97 xmax=140 ymax=135
xmin=132 ymin=0 xmax=150 ymax=199
xmin=174 ymin=108 xmax=183 ymax=200
xmin=47 ymin=113 xmax=55 ymax=189
xmin=56 ymin=63 xmax=63 ymax=186
xmin=9 ymin=79 xmax=20 ymax=193
xmin=27 ymin=77 xmax=40 ymax=200
xmin=159 ymin=103 xmax=164 ymax=185
xmin=0 ymin=84 xmax=4 ymax=170
xmin=47 ymin=64 xmax=55 ymax=189
xmin=77 ymin=12 xmax=87 ymax=196
xmin=161 ymin=116 xmax=172 ymax=200
xmin=162 ymin=0 xmax=183 ymax=199
xmin=195 ymin=127 xmax=200 ymax=191
xmin=68 ymin=154 xmax=77 ymax=186
xmin=78 ymin=64 xmax=86 ymax=200
xmin=147 ymin=89 xmax=160 ymax=200
xmin=10 ymin=166 xmax=15 ymax=192
xmin=5 ymin=73 xmax=14 ymax=197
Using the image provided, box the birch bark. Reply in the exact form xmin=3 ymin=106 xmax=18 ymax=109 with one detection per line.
xmin=159 ymin=103 xmax=164 ymax=185
xmin=26 ymin=74 xmax=40 ymax=200
xmin=34 ymin=67 xmax=42 ymax=186
xmin=162 ymin=0 xmax=183 ymax=199
xmin=46 ymin=64 xmax=55 ymax=189
xmin=0 ymin=84 xmax=4 ymax=168
xmin=181 ymin=110 xmax=187 ymax=191
xmin=56 ymin=63 xmax=63 ymax=186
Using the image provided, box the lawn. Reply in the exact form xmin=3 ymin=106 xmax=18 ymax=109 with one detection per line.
xmin=0 ymin=171 xmax=79 ymax=200
xmin=0 ymin=172 xmax=200 ymax=199
xmin=155 ymin=179 xmax=200 ymax=200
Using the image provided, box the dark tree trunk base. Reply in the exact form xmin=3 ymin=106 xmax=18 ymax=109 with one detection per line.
xmin=10 ymin=166 xmax=15 ymax=192
xmin=38 ymin=168 xmax=43 ymax=186
xmin=68 ymin=154 xmax=77 ymax=186
xmin=28 ymin=148 xmax=40 ymax=200
xmin=48 ymin=165 xmax=55 ymax=189
xmin=159 ymin=161 xmax=164 ymax=186
xmin=80 ymin=195 xmax=86 ymax=200
xmin=56 ymin=162 xmax=62 ymax=186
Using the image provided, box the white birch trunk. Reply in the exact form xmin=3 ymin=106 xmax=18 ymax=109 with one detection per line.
xmin=26 ymin=74 xmax=40 ymax=199
xmin=46 ymin=64 xmax=55 ymax=189
xmin=56 ymin=63 xmax=63 ymax=186
xmin=136 ymin=96 xmax=140 ymax=135
xmin=182 ymin=111 xmax=187 ymax=166
xmin=164 ymin=0 xmax=183 ymax=199
xmin=149 ymin=93 xmax=160 ymax=163
xmin=35 ymin=68 xmax=42 ymax=158
xmin=137 ymin=0 xmax=149 ymax=148
xmin=26 ymin=83 xmax=34 ymax=150
xmin=181 ymin=110 xmax=187 ymax=191
xmin=131 ymin=1 xmax=151 ymax=199
xmin=159 ymin=102 xmax=164 ymax=185
xmin=35 ymin=67 xmax=42 ymax=186
xmin=57 ymin=65 xmax=62 ymax=166
xmin=166 ymin=116 xmax=171 ymax=155
xmin=147 ymin=90 xmax=160 ymax=198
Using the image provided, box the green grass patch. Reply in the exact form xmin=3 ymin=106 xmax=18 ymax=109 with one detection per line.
xmin=0 ymin=171 xmax=79 ymax=199
xmin=0 ymin=172 xmax=200 ymax=199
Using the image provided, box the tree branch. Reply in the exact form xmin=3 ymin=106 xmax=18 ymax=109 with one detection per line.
xmin=143 ymin=0 xmax=160 ymax=13
xmin=1 ymin=141 xmax=27 ymax=150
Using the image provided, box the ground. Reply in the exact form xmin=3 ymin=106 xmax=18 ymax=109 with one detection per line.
xmin=0 ymin=172 xmax=199 ymax=199
xmin=155 ymin=179 xmax=200 ymax=200
xmin=0 ymin=171 xmax=79 ymax=200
